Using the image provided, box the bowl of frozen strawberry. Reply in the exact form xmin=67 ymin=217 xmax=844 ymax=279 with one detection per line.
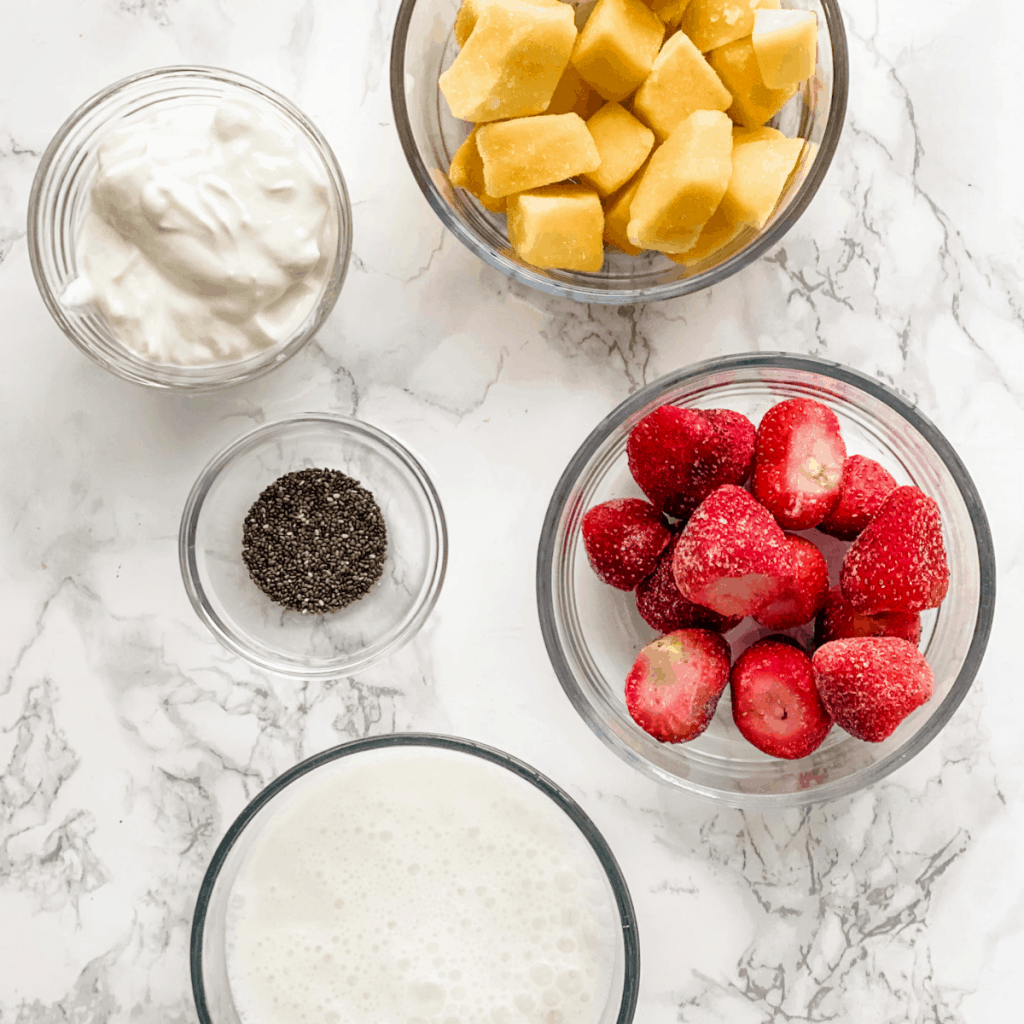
xmin=537 ymin=353 xmax=995 ymax=807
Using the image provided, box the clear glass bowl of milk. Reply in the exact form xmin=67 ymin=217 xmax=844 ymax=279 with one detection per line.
xmin=191 ymin=734 xmax=640 ymax=1024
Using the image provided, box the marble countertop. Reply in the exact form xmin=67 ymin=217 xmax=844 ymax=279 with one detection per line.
xmin=1 ymin=0 xmax=1021 ymax=1021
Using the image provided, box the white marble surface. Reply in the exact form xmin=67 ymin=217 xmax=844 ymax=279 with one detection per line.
xmin=1 ymin=0 xmax=1022 ymax=1021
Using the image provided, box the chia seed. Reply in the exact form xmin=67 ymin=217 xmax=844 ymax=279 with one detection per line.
xmin=242 ymin=468 xmax=387 ymax=614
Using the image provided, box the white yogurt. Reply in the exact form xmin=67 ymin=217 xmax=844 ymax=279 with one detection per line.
xmin=65 ymin=98 xmax=335 ymax=366
xmin=224 ymin=745 xmax=622 ymax=1024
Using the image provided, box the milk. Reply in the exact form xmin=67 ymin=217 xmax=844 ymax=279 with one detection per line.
xmin=224 ymin=745 xmax=622 ymax=1024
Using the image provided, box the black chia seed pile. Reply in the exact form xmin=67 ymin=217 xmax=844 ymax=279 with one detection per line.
xmin=242 ymin=468 xmax=387 ymax=614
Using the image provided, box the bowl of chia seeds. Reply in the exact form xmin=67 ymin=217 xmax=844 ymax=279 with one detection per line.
xmin=180 ymin=414 xmax=448 ymax=677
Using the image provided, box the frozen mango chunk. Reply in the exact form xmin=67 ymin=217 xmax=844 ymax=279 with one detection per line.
xmin=679 ymin=0 xmax=758 ymax=53
xmin=602 ymin=159 xmax=651 ymax=254
xmin=571 ymin=0 xmax=665 ymax=102
xmin=507 ymin=183 xmax=606 ymax=271
xmin=719 ymin=133 xmax=804 ymax=227
xmin=751 ymin=9 xmax=817 ymax=89
xmin=476 ymin=113 xmax=601 ymax=197
xmin=454 ymin=0 xmax=485 ymax=46
xmin=732 ymin=124 xmax=784 ymax=144
xmin=544 ymin=62 xmax=604 ymax=118
xmin=645 ymin=0 xmax=692 ymax=32
xmin=667 ymin=205 xmax=744 ymax=264
xmin=448 ymin=128 xmax=507 ymax=213
xmin=632 ymin=30 xmax=732 ymax=141
xmin=440 ymin=0 xmax=577 ymax=122
xmin=707 ymin=37 xmax=798 ymax=128
xmin=627 ymin=109 xmax=732 ymax=253
xmin=582 ymin=101 xmax=655 ymax=196
xmin=752 ymin=0 xmax=781 ymax=9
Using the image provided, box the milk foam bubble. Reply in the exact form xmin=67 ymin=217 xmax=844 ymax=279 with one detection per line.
xmin=225 ymin=746 xmax=621 ymax=1024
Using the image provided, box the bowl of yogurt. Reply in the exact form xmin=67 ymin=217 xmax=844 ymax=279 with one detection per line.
xmin=28 ymin=66 xmax=351 ymax=390
xmin=191 ymin=734 xmax=640 ymax=1024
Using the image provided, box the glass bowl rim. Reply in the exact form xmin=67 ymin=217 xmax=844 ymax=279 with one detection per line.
xmin=27 ymin=63 xmax=353 ymax=391
xmin=189 ymin=731 xmax=641 ymax=1024
xmin=178 ymin=412 xmax=448 ymax=678
xmin=388 ymin=0 xmax=850 ymax=305
xmin=536 ymin=351 xmax=997 ymax=806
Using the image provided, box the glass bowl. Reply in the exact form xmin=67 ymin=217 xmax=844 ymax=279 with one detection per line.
xmin=179 ymin=414 xmax=447 ymax=677
xmin=537 ymin=354 xmax=996 ymax=807
xmin=190 ymin=733 xmax=640 ymax=1024
xmin=28 ymin=66 xmax=352 ymax=390
xmin=390 ymin=0 xmax=848 ymax=304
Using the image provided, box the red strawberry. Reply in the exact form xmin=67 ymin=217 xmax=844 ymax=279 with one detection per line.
xmin=582 ymin=498 xmax=672 ymax=590
xmin=627 ymin=406 xmax=713 ymax=517
xmin=839 ymin=486 xmax=949 ymax=614
xmin=818 ymin=455 xmax=898 ymax=541
xmin=626 ymin=405 xmax=755 ymax=518
xmin=815 ymin=586 xmax=922 ymax=646
xmin=730 ymin=638 xmax=832 ymax=759
xmin=754 ymin=533 xmax=829 ymax=629
xmin=636 ymin=533 xmax=742 ymax=634
xmin=752 ymin=398 xmax=847 ymax=530
xmin=812 ymin=637 xmax=934 ymax=742
xmin=625 ymin=629 xmax=732 ymax=742
xmin=672 ymin=485 xmax=795 ymax=618
xmin=700 ymin=408 xmax=757 ymax=489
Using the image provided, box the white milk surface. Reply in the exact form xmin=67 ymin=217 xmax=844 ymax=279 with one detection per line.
xmin=224 ymin=745 xmax=622 ymax=1024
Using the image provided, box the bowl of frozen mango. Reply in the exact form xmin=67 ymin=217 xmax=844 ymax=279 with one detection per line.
xmin=391 ymin=0 xmax=848 ymax=304
xmin=537 ymin=354 xmax=996 ymax=806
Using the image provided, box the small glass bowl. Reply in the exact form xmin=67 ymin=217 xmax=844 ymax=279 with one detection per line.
xmin=28 ymin=66 xmax=352 ymax=390
xmin=390 ymin=0 xmax=848 ymax=304
xmin=179 ymin=414 xmax=447 ymax=677
xmin=190 ymin=733 xmax=640 ymax=1024
xmin=537 ymin=354 xmax=996 ymax=807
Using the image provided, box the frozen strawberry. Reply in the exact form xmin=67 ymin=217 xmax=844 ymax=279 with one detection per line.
xmin=672 ymin=485 xmax=795 ymax=618
xmin=839 ymin=486 xmax=949 ymax=614
xmin=636 ymin=533 xmax=742 ymax=635
xmin=815 ymin=586 xmax=922 ymax=647
xmin=625 ymin=629 xmax=732 ymax=743
xmin=812 ymin=637 xmax=934 ymax=742
xmin=582 ymin=498 xmax=671 ymax=590
xmin=627 ymin=406 xmax=713 ymax=517
xmin=754 ymin=533 xmax=829 ymax=629
xmin=818 ymin=455 xmax=898 ymax=541
xmin=698 ymin=407 xmax=757 ymax=491
xmin=626 ymin=405 xmax=755 ymax=518
xmin=730 ymin=638 xmax=832 ymax=759
xmin=752 ymin=398 xmax=847 ymax=530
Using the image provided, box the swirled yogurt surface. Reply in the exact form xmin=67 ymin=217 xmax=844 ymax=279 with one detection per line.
xmin=224 ymin=745 xmax=622 ymax=1024
xmin=64 ymin=98 xmax=335 ymax=365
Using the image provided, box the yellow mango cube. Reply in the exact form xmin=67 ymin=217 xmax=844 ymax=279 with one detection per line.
xmin=582 ymin=101 xmax=655 ymax=196
xmin=476 ymin=113 xmax=601 ymax=197
xmin=645 ymin=0 xmax=692 ymax=32
xmin=602 ymin=161 xmax=650 ymax=254
xmin=679 ymin=0 xmax=758 ymax=53
xmin=571 ymin=0 xmax=665 ymax=102
xmin=448 ymin=128 xmax=507 ymax=213
xmin=632 ymin=30 xmax=732 ymax=141
xmin=454 ymin=0 xmax=485 ymax=46
xmin=627 ymin=109 xmax=732 ymax=253
xmin=707 ymin=37 xmax=798 ymax=128
xmin=719 ymin=133 xmax=804 ymax=227
xmin=440 ymin=0 xmax=577 ymax=122
xmin=732 ymin=124 xmax=784 ymax=144
xmin=544 ymin=62 xmax=604 ymax=118
xmin=507 ymin=183 xmax=606 ymax=271
xmin=668 ymin=205 xmax=744 ymax=264
xmin=751 ymin=9 xmax=817 ymax=89
xmin=752 ymin=0 xmax=781 ymax=9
